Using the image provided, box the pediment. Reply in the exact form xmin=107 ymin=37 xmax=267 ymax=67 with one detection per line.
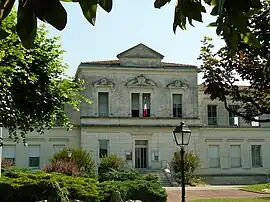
xmin=167 ymin=80 xmax=188 ymax=89
xmin=117 ymin=43 xmax=164 ymax=59
xmin=126 ymin=74 xmax=157 ymax=88
xmin=93 ymin=78 xmax=115 ymax=88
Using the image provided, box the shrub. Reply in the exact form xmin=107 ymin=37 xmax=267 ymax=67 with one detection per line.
xmin=1 ymin=158 xmax=14 ymax=169
xmin=142 ymin=173 xmax=159 ymax=182
xmin=98 ymin=154 xmax=124 ymax=176
xmin=0 ymin=171 xmax=100 ymax=202
xmin=43 ymin=160 xmax=81 ymax=176
xmin=99 ymin=168 xmax=140 ymax=182
xmin=170 ymin=151 xmax=200 ymax=184
xmin=100 ymin=179 xmax=167 ymax=202
xmin=51 ymin=148 xmax=96 ymax=177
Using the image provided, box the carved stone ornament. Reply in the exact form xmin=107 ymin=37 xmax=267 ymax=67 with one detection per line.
xmin=167 ymin=80 xmax=188 ymax=89
xmin=126 ymin=74 xmax=157 ymax=88
xmin=93 ymin=78 xmax=115 ymax=88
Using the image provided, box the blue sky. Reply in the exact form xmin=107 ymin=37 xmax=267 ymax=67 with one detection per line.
xmin=46 ymin=0 xmax=225 ymax=82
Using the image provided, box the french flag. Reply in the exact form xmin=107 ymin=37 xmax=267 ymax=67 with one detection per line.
xmin=143 ymin=102 xmax=148 ymax=117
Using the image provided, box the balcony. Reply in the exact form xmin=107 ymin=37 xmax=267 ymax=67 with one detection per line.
xmin=80 ymin=116 xmax=201 ymax=127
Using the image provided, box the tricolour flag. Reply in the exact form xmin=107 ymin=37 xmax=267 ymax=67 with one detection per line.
xmin=143 ymin=103 xmax=148 ymax=117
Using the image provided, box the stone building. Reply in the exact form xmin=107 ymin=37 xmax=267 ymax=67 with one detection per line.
xmin=2 ymin=43 xmax=270 ymax=184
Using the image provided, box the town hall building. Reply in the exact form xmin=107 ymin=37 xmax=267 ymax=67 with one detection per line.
xmin=2 ymin=43 xmax=270 ymax=184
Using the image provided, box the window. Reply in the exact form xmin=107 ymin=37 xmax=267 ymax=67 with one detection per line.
xmin=207 ymin=105 xmax=217 ymax=125
xmin=142 ymin=93 xmax=151 ymax=117
xmin=152 ymin=151 xmax=159 ymax=161
xmin=251 ymin=145 xmax=262 ymax=167
xmin=99 ymin=139 xmax=109 ymax=158
xmin=172 ymin=94 xmax=182 ymax=117
xmin=53 ymin=144 xmax=65 ymax=153
xmin=228 ymin=105 xmax=240 ymax=126
xmin=131 ymin=93 xmax=140 ymax=117
xmin=125 ymin=151 xmax=132 ymax=160
xmin=208 ymin=145 xmax=220 ymax=168
xmin=230 ymin=145 xmax=241 ymax=168
xmin=3 ymin=145 xmax=16 ymax=164
xmin=98 ymin=92 xmax=109 ymax=117
xmin=251 ymin=117 xmax=260 ymax=127
xmin=28 ymin=145 xmax=40 ymax=168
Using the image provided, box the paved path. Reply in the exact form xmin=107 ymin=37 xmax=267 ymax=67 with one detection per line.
xmin=166 ymin=186 xmax=269 ymax=202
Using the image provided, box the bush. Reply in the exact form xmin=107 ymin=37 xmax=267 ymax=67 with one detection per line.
xmin=100 ymin=179 xmax=167 ymax=202
xmin=170 ymin=151 xmax=200 ymax=184
xmin=98 ymin=154 xmax=124 ymax=176
xmin=99 ymin=168 xmax=140 ymax=182
xmin=142 ymin=173 xmax=159 ymax=182
xmin=43 ymin=160 xmax=81 ymax=176
xmin=1 ymin=158 xmax=14 ymax=169
xmin=2 ymin=166 xmax=32 ymax=177
xmin=51 ymin=148 xmax=96 ymax=177
xmin=0 ymin=171 xmax=100 ymax=202
xmin=0 ymin=170 xmax=167 ymax=202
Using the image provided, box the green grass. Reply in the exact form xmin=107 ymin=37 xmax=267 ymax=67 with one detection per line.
xmin=193 ymin=198 xmax=270 ymax=202
xmin=241 ymin=183 xmax=270 ymax=193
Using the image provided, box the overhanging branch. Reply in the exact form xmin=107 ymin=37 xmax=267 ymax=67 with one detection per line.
xmin=224 ymin=98 xmax=270 ymax=123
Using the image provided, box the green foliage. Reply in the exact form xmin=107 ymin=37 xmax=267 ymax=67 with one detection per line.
xmin=99 ymin=168 xmax=140 ymax=182
xmin=100 ymin=179 xmax=167 ymax=202
xmin=0 ymin=0 xmax=265 ymax=52
xmin=198 ymin=1 xmax=270 ymax=123
xmin=0 ymin=170 xmax=166 ymax=202
xmin=142 ymin=173 xmax=159 ymax=182
xmin=0 ymin=171 xmax=100 ymax=202
xmin=170 ymin=151 xmax=200 ymax=184
xmin=99 ymin=154 xmax=124 ymax=175
xmin=0 ymin=10 xmax=91 ymax=144
xmin=51 ymin=148 xmax=96 ymax=177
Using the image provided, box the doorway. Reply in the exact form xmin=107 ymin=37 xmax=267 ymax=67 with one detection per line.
xmin=135 ymin=140 xmax=148 ymax=168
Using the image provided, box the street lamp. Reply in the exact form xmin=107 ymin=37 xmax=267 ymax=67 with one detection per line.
xmin=173 ymin=122 xmax=191 ymax=202
xmin=67 ymin=149 xmax=72 ymax=158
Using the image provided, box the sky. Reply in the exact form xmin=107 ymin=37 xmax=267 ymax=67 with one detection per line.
xmin=46 ymin=0 xmax=226 ymax=83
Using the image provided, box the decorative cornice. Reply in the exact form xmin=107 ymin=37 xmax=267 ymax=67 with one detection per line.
xmin=167 ymin=80 xmax=188 ymax=89
xmin=92 ymin=78 xmax=115 ymax=88
xmin=126 ymin=74 xmax=157 ymax=88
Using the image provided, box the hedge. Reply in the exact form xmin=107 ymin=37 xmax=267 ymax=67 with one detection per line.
xmin=99 ymin=180 xmax=167 ymax=202
xmin=0 ymin=170 xmax=167 ymax=202
xmin=0 ymin=171 xmax=99 ymax=202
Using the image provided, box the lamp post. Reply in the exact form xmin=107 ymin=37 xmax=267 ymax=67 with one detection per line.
xmin=67 ymin=149 xmax=72 ymax=158
xmin=173 ymin=122 xmax=192 ymax=202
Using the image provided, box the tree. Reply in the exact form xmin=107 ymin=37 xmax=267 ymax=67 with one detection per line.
xmin=198 ymin=1 xmax=270 ymax=123
xmin=170 ymin=151 xmax=200 ymax=185
xmin=0 ymin=0 xmax=265 ymax=52
xmin=0 ymin=11 xmax=90 ymax=144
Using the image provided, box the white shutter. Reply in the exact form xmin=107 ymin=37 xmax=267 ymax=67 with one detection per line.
xmin=3 ymin=145 xmax=16 ymax=158
xmin=230 ymin=145 xmax=241 ymax=158
xmin=98 ymin=92 xmax=109 ymax=115
xmin=28 ymin=145 xmax=40 ymax=157
xmin=208 ymin=145 xmax=220 ymax=168
xmin=208 ymin=145 xmax=219 ymax=158
xmin=53 ymin=144 xmax=65 ymax=153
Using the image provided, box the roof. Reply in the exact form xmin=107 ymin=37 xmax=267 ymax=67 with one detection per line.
xmin=80 ymin=60 xmax=197 ymax=68
xmin=116 ymin=43 xmax=164 ymax=59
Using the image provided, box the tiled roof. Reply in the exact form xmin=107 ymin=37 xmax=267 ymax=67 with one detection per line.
xmin=81 ymin=60 xmax=196 ymax=68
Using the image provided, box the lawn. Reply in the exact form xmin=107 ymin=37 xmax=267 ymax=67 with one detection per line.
xmin=241 ymin=183 xmax=270 ymax=193
xmin=193 ymin=198 xmax=270 ymax=202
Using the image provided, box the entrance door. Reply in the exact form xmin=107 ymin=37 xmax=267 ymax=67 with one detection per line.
xmin=135 ymin=140 xmax=148 ymax=168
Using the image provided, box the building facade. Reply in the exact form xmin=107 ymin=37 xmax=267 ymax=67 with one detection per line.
xmin=2 ymin=44 xmax=270 ymax=184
